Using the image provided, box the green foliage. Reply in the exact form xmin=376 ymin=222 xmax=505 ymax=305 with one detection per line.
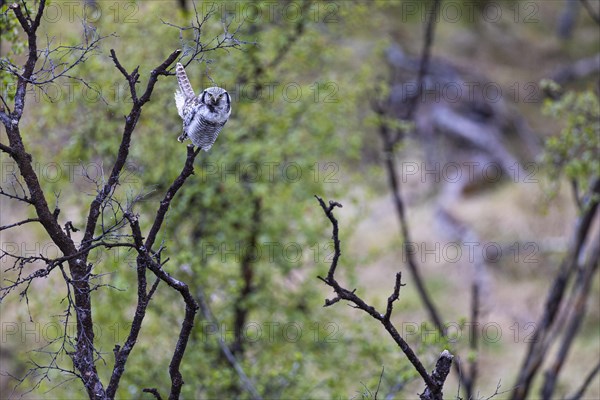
xmin=541 ymin=80 xmax=600 ymax=202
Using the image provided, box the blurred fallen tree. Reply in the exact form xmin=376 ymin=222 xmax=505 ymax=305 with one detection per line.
xmin=385 ymin=43 xmax=540 ymax=202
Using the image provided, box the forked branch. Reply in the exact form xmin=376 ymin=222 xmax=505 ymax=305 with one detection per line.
xmin=315 ymin=195 xmax=453 ymax=400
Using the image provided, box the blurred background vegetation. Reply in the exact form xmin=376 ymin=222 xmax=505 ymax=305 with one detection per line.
xmin=1 ymin=0 xmax=598 ymax=399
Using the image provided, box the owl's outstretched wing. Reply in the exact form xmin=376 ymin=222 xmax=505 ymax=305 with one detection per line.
xmin=174 ymin=63 xmax=196 ymax=119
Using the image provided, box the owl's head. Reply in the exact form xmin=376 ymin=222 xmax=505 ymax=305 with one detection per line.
xmin=201 ymin=87 xmax=231 ymax=111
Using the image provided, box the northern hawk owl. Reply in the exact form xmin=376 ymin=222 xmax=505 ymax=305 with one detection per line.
xmin=174 ymin=62 xmax=231 ymax=151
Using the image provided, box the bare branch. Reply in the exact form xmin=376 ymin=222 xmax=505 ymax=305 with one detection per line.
xmin=8 ymin=0 xmax=46 ymax=121
xmin=120 ymin=209 xmax=200 ymax=400
xmin=0 ymin=217 xmax=41 ymax=232
xmin=374 ymin=366 xmax=384 ymax=400
xmin=482 ymin=380 xmax=517 ymax=400
xmin=580 ymin=0 xmax=600 ymax=25
xmin=1 ymin=4 xmax=107 ymax=394
xmin=383 ymin=272 xmax=405 ymax=321
xmin=394 ymin=0 xmax=441 ymax=142
xmin=105 ymin=213 xmax=153 ymax=398
xmin=0 ymin=185 xmax=34 ymax=204
xmin=107 ymin=145 xmax=200 ymax=396
xmin=420 ymin=351 xmax=454 ymax=400
xmin=375 ymin=112 xmax=446 ymax=336
xmin=513 ymin=178 xmax=600 ymax=399
xmin=142 ymin=388 xmax=164 ymax=400
xmin=82 ymin=48 xmax=182 ymax=250
xmin=161 ymin=2 xmax=253 ymax=70
xmin=139 ymin=49 xmax=182 ymax=104
xmin=145 ymin=145 xmax=201 ymax=250
xmin=467 ymin=277 xmax=480 ymax=398
xmin=0 ymin=140 xmax=15 ymax=155
xmin=3 ymin=27 xmax=111 ymax=87
xmin=2 ymin=0 xmax=248 ymax=397
xmin=567 ymin=361 xmax=600 ymax=400
xmin=541 ymin=233 xmax=600 ymax=398
xmin=0 ymin=94 xmax=11 ymax=114
xmin=315 ymin=195 xmax=453 ymax=399
xmin=314 ymin=196 xmax=343 ymax=281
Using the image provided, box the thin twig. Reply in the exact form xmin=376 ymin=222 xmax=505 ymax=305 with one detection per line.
xmin=567 ymin=361 xmax=600 ymax=400
xmin=374 ymin=366 xmax=385 ymax=400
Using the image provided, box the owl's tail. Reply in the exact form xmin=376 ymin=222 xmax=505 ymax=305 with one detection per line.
xmin=175 ymin=63 xmax=196 ymax=100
